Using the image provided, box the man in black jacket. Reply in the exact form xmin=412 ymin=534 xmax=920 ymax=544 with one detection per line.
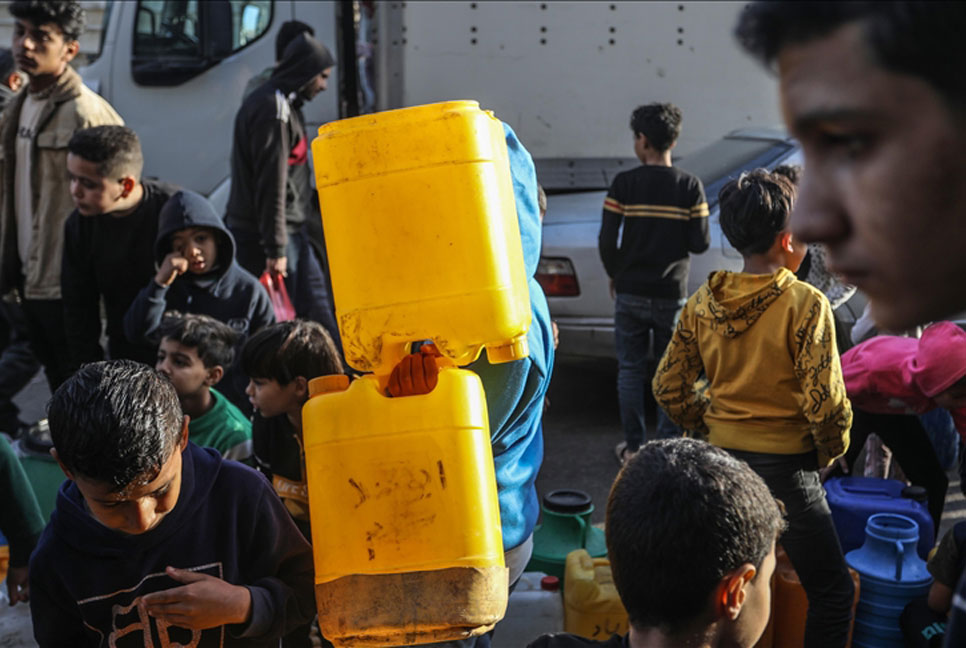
xmin=225 ymin=33 xmax=334 ymax=296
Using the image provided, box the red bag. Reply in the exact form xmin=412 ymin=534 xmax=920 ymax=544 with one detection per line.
xmin=259 ymin=271 xmax=296 ymax=322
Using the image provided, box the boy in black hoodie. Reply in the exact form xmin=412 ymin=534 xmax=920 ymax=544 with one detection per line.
xmin=125 ymin=190 xmax=274 ymax=412
xmin=226 ymin=33 xmax=333 ymax=298
xmin=29 ymin=360 xmax=315 ymax=646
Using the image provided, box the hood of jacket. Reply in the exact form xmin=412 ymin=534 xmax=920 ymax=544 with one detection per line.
xmin=696 ymin=268 xmax=797 ymax=338
xmin=911 ymin=322 xmax=966 ymax=397
xmin=271 ymin=33 xmax=335 ymax=96
xmin=155 ymin=190 xmax=235 ymax=279
xmin=48 ymin=443 xmax=221 ymax=559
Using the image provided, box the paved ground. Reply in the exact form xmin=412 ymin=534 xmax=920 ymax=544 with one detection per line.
xmin=2 ymin=360 xmax=963 ymax=646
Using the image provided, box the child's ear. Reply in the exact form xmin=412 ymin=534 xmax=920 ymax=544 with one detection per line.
xmin=718 ymin=563 xmax=756 ymax=621
xmin=120 ymin=176 xmax=136 ymax=197
xmin=205 ymin=365 xmax=224 ymax=386
xmin=178 ymin=416 xmax=190 ymax=450
xmin=50 ymin=448 xmax=74 ymax=481
xmin=780 ymin=231 xmax=794 ymax=253
xmin=293 ymin=375 xmax=309 ymax=400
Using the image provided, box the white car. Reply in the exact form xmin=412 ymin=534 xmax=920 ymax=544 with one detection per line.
xmin=536 ymin=128 xmax=834 ymax=361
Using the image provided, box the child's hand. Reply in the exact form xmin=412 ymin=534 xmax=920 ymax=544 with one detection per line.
xmin=139 ymin=566 xmax=252 ymax=630
xmin=387 ymin=344 xmax=442 ymax=397
xmin=6 ymin=566 xmax=28 ymax=605
xmin=156 ymin=252 xmax=189 ymax=287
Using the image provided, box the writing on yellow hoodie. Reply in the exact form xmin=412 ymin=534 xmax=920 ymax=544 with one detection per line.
xmin=652 ymin=268 xmax=851 ymax=467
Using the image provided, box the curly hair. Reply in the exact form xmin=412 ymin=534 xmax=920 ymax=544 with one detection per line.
xmin=719 ymin=169 xmax=797 ymax=256
xmin=629 ymin=103 xmax=683 ymax=153
xmin=10 ymin=1 xmax=85 ymax=41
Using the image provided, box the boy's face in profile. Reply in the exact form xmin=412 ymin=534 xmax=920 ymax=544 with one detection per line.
xmin=66 ymin=153 xmax=128 ymax=216
xmin=156 ymin=338 xmax=217 ymax=400
xmin=60 ymin=425 xmax=189 ymax=535
xmin=171 ymin=227 xmax=218 ymax=275
xmin=246 ymin=377 xmax=301 ymax=418
xmin=779 ymin=22 xmax=966 ymax=331
xmin=728 ymin=543 xmax=777 ymax=647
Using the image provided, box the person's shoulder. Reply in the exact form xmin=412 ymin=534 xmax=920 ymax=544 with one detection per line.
xmin=786 ymin=276 xmax=831 ymax=310
xmin=143 ymin=179 xmax=181 ymax=203
xmin=668 ymin=165 xmax=703 ymax=184
xmin=527 ymin=633 xmax=625 ymax=648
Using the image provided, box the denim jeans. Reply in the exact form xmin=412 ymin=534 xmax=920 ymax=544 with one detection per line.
xmin=614 ymin=293 xmax=684 ymax=450
xmin=728 ymin=449 xmax=855 ymax=648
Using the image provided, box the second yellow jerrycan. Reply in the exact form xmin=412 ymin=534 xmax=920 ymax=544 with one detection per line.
xmin=563 ymin=549 xmax=629 ymax=641
xmin=312 ymin=100 xmax=531 ymax=375
xmin=302 ymin=369 xmax=508 ymax=647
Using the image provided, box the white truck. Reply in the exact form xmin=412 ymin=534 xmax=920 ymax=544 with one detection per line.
xmin=73 ymin=0 xmax=795 ymax=360
xmin=68 ymin=0 xmax=782 ymax=206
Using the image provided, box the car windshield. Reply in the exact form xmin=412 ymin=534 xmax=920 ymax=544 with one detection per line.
xmin=679 ymin=136 xmax=791 ymax=206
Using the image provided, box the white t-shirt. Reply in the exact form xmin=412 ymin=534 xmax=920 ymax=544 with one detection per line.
xmin=14 ymin=91 xmax=45 ymax=267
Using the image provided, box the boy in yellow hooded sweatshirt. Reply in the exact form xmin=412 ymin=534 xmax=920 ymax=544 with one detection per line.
xmin=653 ymin=169 xmax=854 ymax=648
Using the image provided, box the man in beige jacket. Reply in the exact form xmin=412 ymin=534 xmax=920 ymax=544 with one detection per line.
xmin=0 ymin=1 xmax=122 ymax=391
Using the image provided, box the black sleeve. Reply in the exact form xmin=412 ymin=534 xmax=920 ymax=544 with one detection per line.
xmin=230 ymin=483 xmax=315 ymax=640
xmin=123 ymin=280 xmax=170 ymax=345
xmin=30 ymin=550 xmax=90 ymax=645
xmin=249 ymin=279 xmax=276 ymax=334
xmin=60 ymin=215 xmax=104 ymax=367
xmin=687 ymin=178 xmax=710 ymax=254
xmin=598 ymin=180 xmax=623 ymax=278
xmin=249 ymin=109 xmax=291 ymax=259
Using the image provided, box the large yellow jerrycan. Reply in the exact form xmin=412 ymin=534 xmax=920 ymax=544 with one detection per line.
xmin=312 ymin=100 xmax=531 ymax=375
xmin=563 ymin=549 xmax=629 ymax=641
xmin=302 ymin=370 xmax=508 ymax=647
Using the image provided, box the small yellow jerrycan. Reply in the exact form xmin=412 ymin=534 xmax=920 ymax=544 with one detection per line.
xmin=563 ymin=549 xmax=629 ymax=641
xmin=312 ymin=100 xmax=531 ymax=375
xmin=302 ymin=370 xmax=508 ymax=647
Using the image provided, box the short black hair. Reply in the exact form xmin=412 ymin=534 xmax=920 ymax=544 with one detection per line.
xmin=48 ymin=360 xmax=184 ymax=492
xmin=68 ymin=125 xmax=143 ymax=180
xmin=242 ymin=319 xmax=343 ymax=385
xmin=719 ymin=169 xmax=796 ymax=256
xmin=735 ymin=2 xmax=966 ymax=110
xmin=772 ymin=163 xmax=802 ymax=186
xmin=276 ymin=20 xmax=314 ymax=62
xmin=606 ymin=438 xmax=784 ymax=634
xmin=9 ymin=1 xmax=85 ymax=41
xmin=160 ymin=311 xmax=239 ymax=369
xmin=629 ymin=103 xmax=682 ymax=153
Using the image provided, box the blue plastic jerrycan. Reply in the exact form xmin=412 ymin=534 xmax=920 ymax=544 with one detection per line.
xmin=846 ymin=513 xmax=932 ymax=648
xmin=826 ymin=476 xmax=934 ymax=559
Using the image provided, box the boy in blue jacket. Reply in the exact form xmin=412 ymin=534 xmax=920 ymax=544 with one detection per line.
xmin=125 ymin=190 xmax=274 ymax=413
xmin=29 ymin=360 xmax=314 ymax=646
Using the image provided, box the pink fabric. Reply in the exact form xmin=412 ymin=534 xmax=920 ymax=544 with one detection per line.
xmin=842 ymin=322 xmax=966 ymax=439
